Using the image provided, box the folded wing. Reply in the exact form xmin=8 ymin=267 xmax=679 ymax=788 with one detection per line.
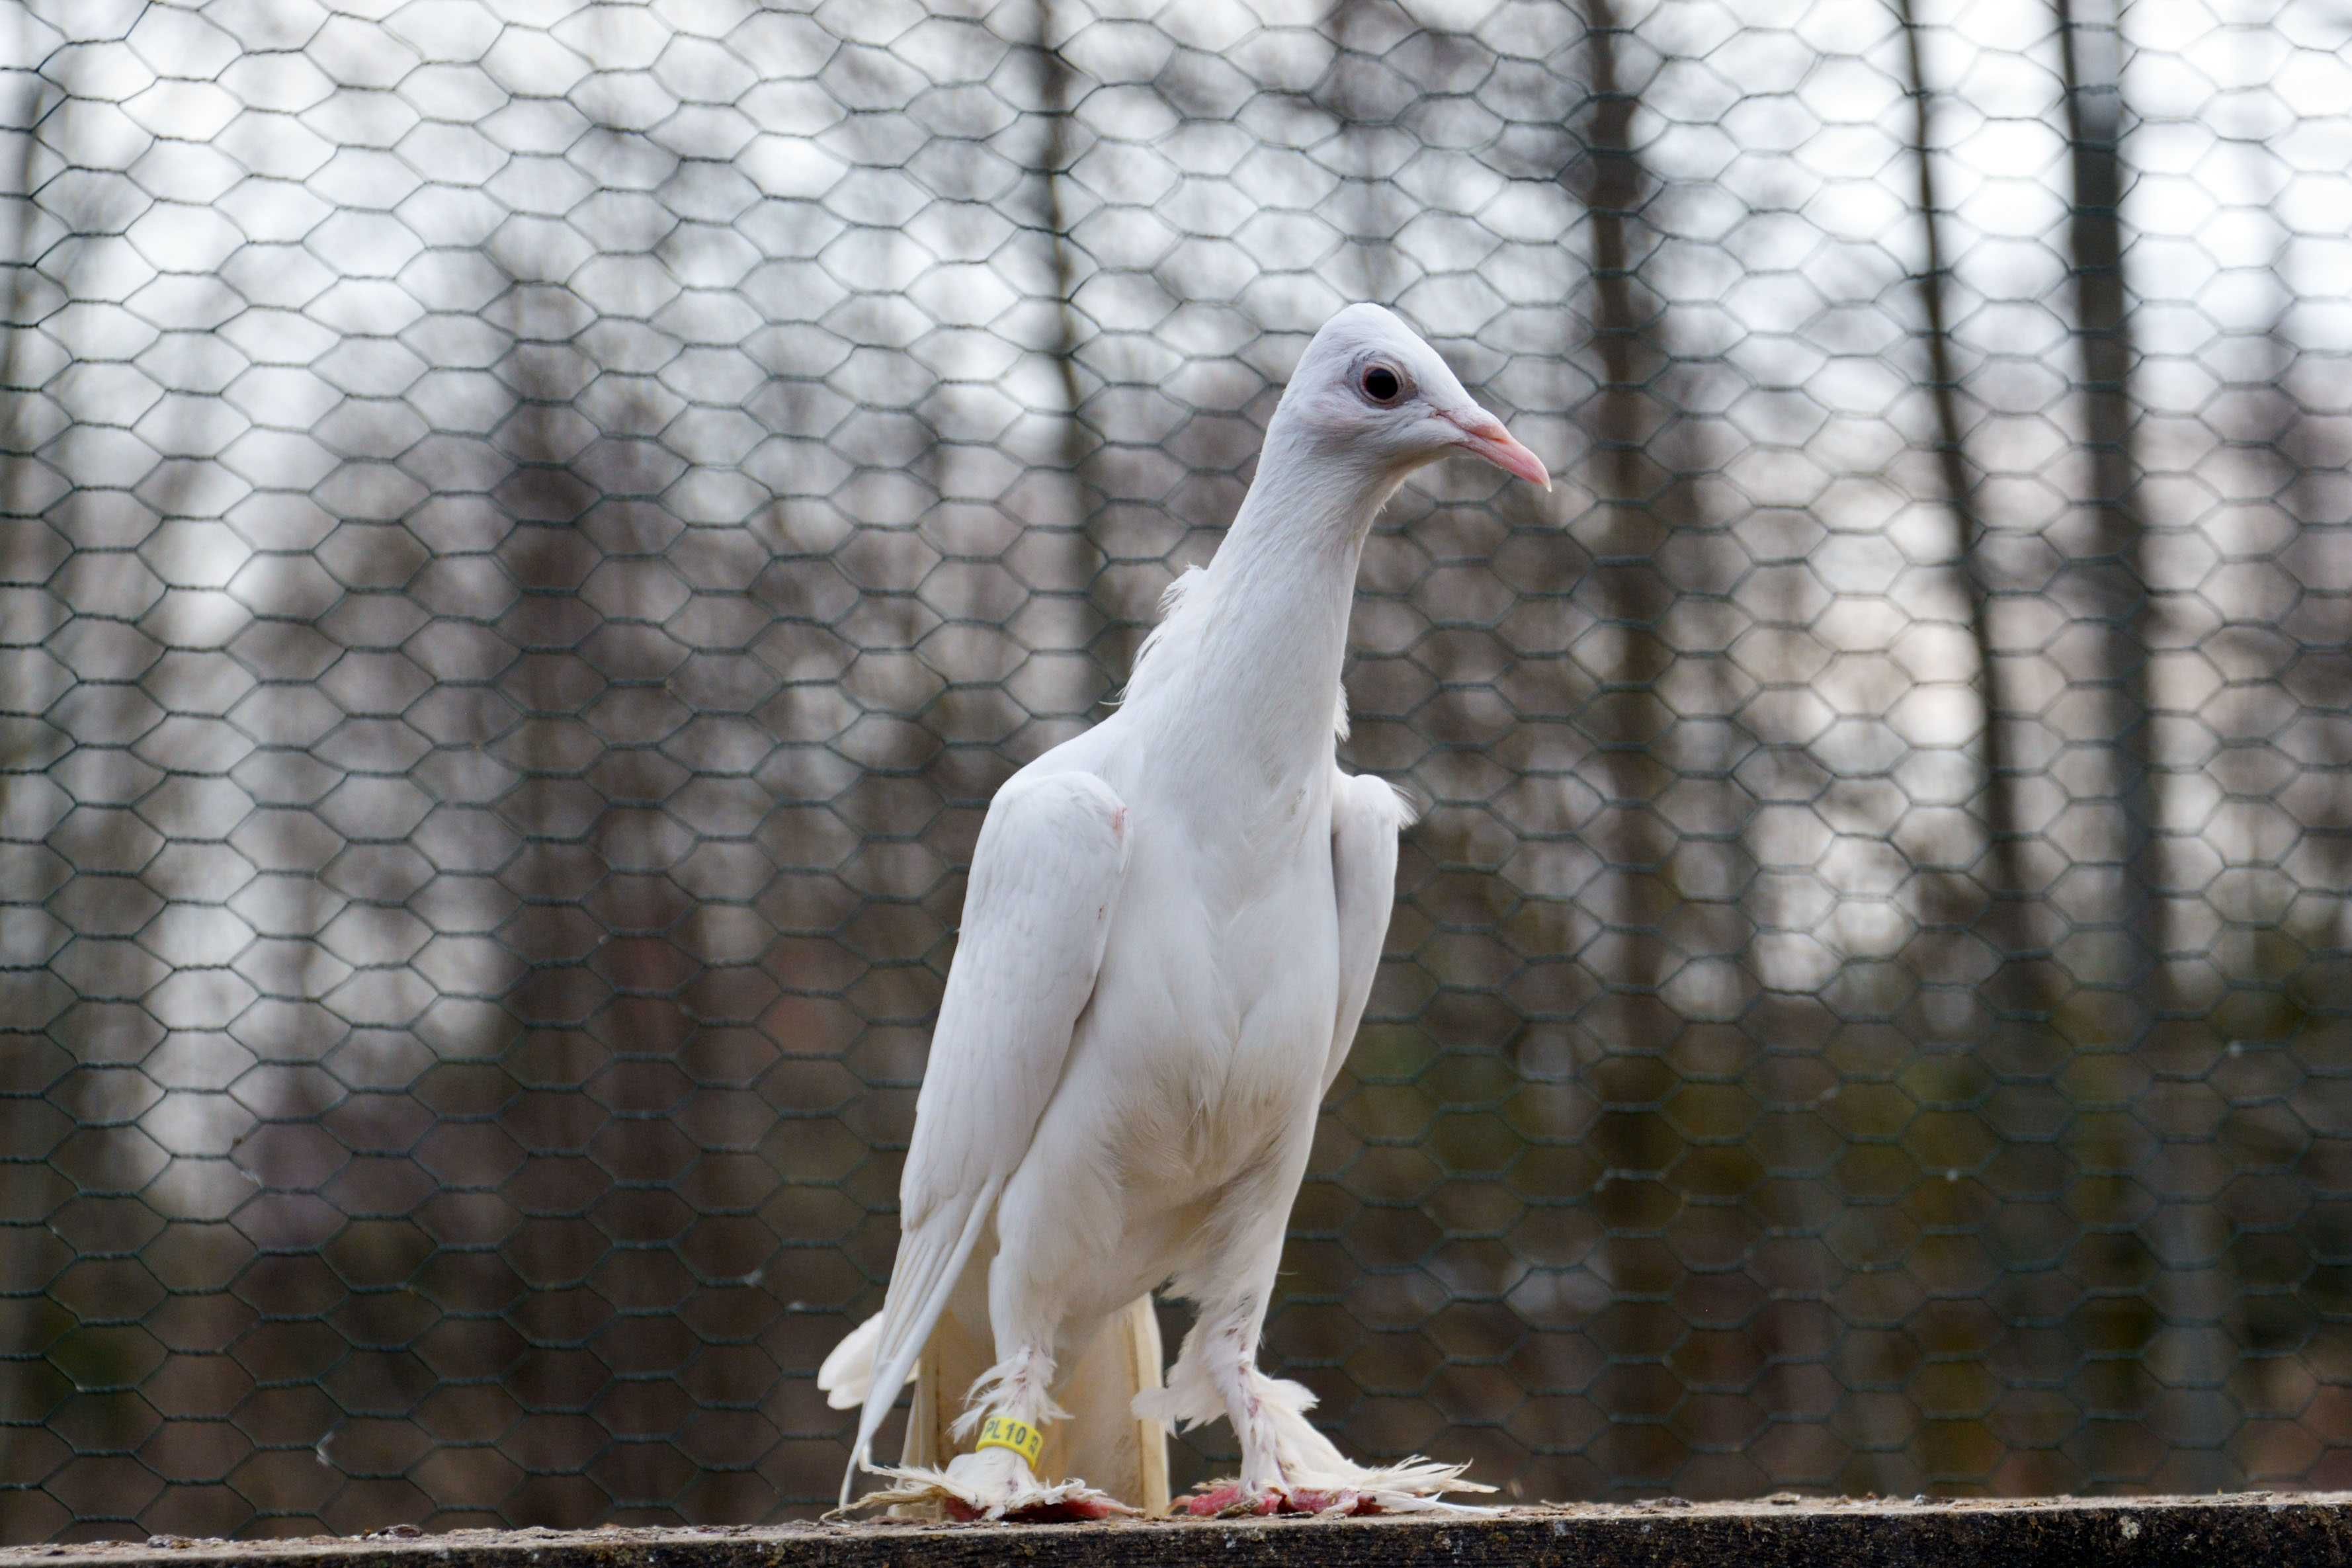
xmin=841 ymin=769 xmax=1132 ymax=1503
xmin=1324 ymin=770 xmax=1412 ymax=1094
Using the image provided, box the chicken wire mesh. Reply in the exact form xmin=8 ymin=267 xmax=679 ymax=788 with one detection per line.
xmin=3 ymin=0 xmax=2351 ymax=1540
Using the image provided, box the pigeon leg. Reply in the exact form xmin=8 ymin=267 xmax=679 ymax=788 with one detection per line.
xmin=840 ymin=1341 xmax=1136 ymax=1522
xmin=1159 ymin=1181 xmax=1494 ymax=1517
xmin=1166 ymin=1346 xmax=1495 ymax=1517
xmin=1200 ymin=1294 xmax=1286 ymax=1499
xmin=846 ymin=1232 xmax=1150 ymax=1526
xmin=1150 ymin=1200 xmax=1316 ymax=1512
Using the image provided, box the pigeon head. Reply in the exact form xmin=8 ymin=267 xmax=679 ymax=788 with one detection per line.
xmin=1278 ymin=304 xmax=1550 ymax=491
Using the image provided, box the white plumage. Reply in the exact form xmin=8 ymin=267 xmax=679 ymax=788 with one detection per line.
xmin=823 ymin=304 xmax=1549 ymax=1520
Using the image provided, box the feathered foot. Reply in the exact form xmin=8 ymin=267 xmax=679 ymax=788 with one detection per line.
xmin=1144 ymin=1363 xmax=1493 ymax=1518
xmin=833 ymin=1448 xmax=1139 ymax=1524
xmin=1171 ymin=1458 xmax=1491 ymax=1518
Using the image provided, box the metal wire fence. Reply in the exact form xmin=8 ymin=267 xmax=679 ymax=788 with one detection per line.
xmin=4 ymin=0 xmax=2351 ymax=1540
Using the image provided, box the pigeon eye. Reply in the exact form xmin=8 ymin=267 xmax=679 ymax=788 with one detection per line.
xmin=1360 ymin=364 xmax=1402 ymax=405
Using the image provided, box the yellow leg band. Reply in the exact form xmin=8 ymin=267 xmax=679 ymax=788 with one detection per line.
xmin=974 ymin=1415 xmax=1042 ymax=1469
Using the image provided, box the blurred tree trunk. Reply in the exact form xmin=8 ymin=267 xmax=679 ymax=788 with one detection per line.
xmin=1900 ymin=7 xmax=2041 ymax=1011
xmin=1901 ymin=1 xmax=2093 ymax=1493
xmin=1032 ymin=0 xmax=1113 ymax=741
xmin=2056 ymin=0 xmax=2167 ymax=1480
xmin=1331 ymin=0 xmax=1409 ymax=309
xmin=1578 ymin=0 xmax=1647 ymax=561
xmin=1569 ymin=0 xmax=1697 ymax=1493
xmin=0 ymin=58 xmax=62 ymax=1530
xmin=2056 ymin=1 xmax=2158 ymax=970
xmin=1039 ymin=0 xmax=1093 ymax=598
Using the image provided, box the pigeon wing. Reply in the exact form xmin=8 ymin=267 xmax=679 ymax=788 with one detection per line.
xmin=842 ymin=768 xmax=1131 ymax=1501
xmin=1323 ymin=769 xmax=1412 ymax=1094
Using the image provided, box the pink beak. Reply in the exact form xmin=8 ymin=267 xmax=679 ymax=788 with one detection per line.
xmin=1442 ymin=409 xmax=1550 ymax=490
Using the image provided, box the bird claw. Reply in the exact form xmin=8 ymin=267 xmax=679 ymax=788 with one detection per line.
xmin=834 ymin=1458 xmax=1140 ymax=1524
xmin=942 ymin=1486 xmax=1135 ymax=1524
xmin=1173 ymin=1462 xmax=1494 ymax=1518
xmin=1173 ymin=1482 xmax=1368 ymax=1517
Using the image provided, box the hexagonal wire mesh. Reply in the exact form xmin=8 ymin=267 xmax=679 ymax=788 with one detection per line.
xmin=3 ymin=0 xmax=2350 ymax=1541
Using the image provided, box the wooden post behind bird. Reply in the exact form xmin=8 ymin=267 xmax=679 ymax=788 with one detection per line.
xmin=902 ymin=1295 xmax=1169 ymax=1514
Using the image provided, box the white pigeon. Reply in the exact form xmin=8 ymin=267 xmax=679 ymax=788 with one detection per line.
xmin=825 ymin=304 xmax=1550 ymax=1521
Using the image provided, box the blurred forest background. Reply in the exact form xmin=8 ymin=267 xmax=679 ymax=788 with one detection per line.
xmin=5 ymin=0 xmax=2352 ymax=1540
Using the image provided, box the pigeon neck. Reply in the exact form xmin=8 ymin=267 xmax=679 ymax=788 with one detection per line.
xmin=1175 ymin=438 xmax=1398 ymax=790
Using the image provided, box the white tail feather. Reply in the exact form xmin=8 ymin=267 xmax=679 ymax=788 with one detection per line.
xmin=817 ymin=1312 xmax=880 ymax=1411
xmin=841 ymin=1181 xmax=1000 ymax=1508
